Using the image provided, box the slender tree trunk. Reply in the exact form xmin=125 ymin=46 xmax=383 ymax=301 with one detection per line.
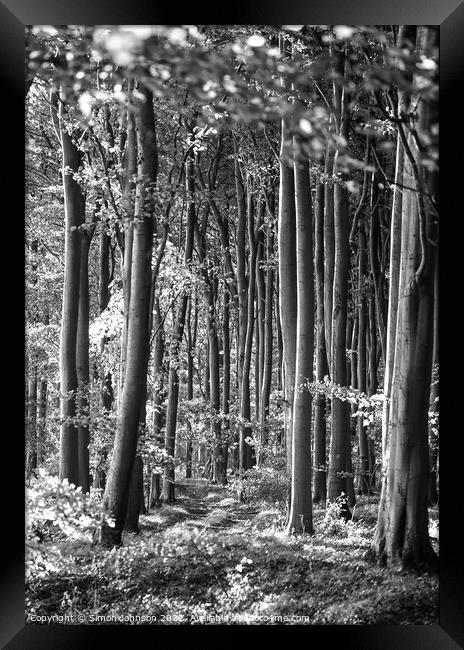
xmin=347 ymin=315 xmax=358 ymax=507
xmin=239 ymin=192 xmax=263 ymax=473
xmin=357 ymin=224 xmax=369 ymax=493
xmin=162 ymin=145 xmax=195 ymax=503
xmin=367 ymin=288 xmax=379 ymax=489
xmin=119 ymin=100 xmax=137 ymax=401
xmin=221 ymin=287 xmax=230 ymax=480
xmin=99 ymin=217 xmax=114 ymax=413
xmin=150 ymin=297 xmax=165 ymax=505
xmin=185 ymin=297 xmax=194 ymax=479
xmin=256 ymin=227 xmax=265 ymax=417
xmin=286 ymin=144 xmax=314 ymax=534
xmin=381 ymin=135 xmax=404 ymax=461
xmin=102 ymin=84 xmax=157 ymax=545
xmin=37 ymin=379 xmax=47 ymax=466
xmin=278 ymin=118 xmax=297 ymax=475
xmin=369 ymin=154 xmax=387 ymax=361
xmin=55 ymin=89 xmax=84 ymax=486
xmin=323 ymin=147 xmax=335 ymax=371
xmin=259 ymin=222 xmax=274 ymax=463
xmin=76 ymin=232 xmax=91 ymax=492
xmin=234 ymin=142 xmax=248 ymax=392
xmin=27 ymin=373 xmax=38 ymax=474
xmin=428 ymin=257 xmax=439 ymax=506
xmin=313 ymin=179 xmax=328 ymax=503
xmin=274 ymin=272 xmax=284 ymax=448
xmin=327 ymin=57 xmax=351 ymax=517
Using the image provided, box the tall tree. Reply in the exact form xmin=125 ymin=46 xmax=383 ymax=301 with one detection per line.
xmin=286 ymin=140 xmax=314 ymax=534
xmin=102 ymin=83 xmax=157 ymax=545
xmin=162 ymin=140 xmax=195 ymax=503
xmin=313 ymin=179 xmax=328 ymax=503
xmin=327 ymin=52 xmax=352 ymax=516
xmin=371 ymin=26 xmax=438 ymax=570
xmin=277 ymin=97 xmax=297 ymax=473
xmin=52 ymin=88 xmax=85 ymax=486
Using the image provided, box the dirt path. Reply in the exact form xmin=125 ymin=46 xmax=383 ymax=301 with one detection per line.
xmin=140 ymin=477 xmax=259 ymax=535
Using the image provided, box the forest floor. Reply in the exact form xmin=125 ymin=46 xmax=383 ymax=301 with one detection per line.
xmin=26 ymin=477 xmax=439 ymax=625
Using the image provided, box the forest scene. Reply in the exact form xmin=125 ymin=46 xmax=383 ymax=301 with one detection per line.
xmin=25 ymin=24 xmax=439 ymax=626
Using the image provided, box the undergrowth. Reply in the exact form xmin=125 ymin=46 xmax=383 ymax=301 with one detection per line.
xmin=26 ymin=470 xmax=439 ymax=625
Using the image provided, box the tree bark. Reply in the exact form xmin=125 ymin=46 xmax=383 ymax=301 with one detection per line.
xmin=278 ymin=117 xmax=297 ymax=475
xmin=286 ymin=144 xmax=314 ymax=534
xmin=162 ymin=144 xmax=195 ymax=503
xmin=381 ymin=135 xmax=404 ymax=460
xmin=56 ymin=88 xmax=84 ymax=486
xmin=371 ymin=26 xmax=438 ymax=570
xmin=313 ymin=179 xmax=328 ymax=503
xmin=327 ymin=55 xmax=351 ymax=515
xmin=239 ymin=191 xmax=263 ymax=473
xmin=102 ymin=84 xmax=157 ymax=545
xmin=76 ymin=231 xmax=91 ymax=493
xmin=37 ymin=379 xmax=47 ymax=466
xmin=259 ymin=221 xmax=274 ymax=464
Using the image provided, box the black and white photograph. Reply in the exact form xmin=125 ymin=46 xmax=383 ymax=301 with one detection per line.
xmin=22 ymin=22 xmax=443 ymax=629
xmin=2 ymin=5 xmax=459 ymax=642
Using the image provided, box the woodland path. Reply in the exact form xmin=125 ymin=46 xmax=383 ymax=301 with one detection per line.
xmin=141 ymin=478 xmax=260 ymax=535
xmin=134 ymin=479 xmax=438 ymax=626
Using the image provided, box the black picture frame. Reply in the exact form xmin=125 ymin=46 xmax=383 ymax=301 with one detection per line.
xmin=3 ymin=2 xmax=462 ymax=647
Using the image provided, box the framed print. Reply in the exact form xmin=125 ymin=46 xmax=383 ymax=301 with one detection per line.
xmin=2 ymin=1 xmax=462 ymax=647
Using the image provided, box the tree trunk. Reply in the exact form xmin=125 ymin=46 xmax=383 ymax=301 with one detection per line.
xmin=56 ymin=88 xmax=84 ymax=486
xmin=347 ymin=316 xmax=358 ymax=508
xmin=150 ymin=297 xmax=165 ymax=503
xmin=286 ymin=145 xmax=314 ymax=534
xmin=234 ymin=142 xmax=248 ymax=392
xmin=278 ymin=117 xmax=297 ymax=475
xmin=37 ymin=379 xmax=47 ymax=466
xmin=119 ymin=99 xmax=137 ymax=401
xmin=102 ymin=84 xmax=157 ymax=545
xmin=27 ymin=373 xmax=38 ymax=474
xmin=367 ymin=287 xmax=379 ymax=489
xmin=185 ymin=297 xmax=194 ymax=479
xmin=381 ymin=134 xmax=404 ymax=460
xmin=428 ymin=257 xmax=439 ymax=506
xmin=239 ymin=191 xmax=263 ymax=473
xmin=124 ymin=455 xmax=144 ymax=532
xmin=371 ymin=26 xmax=438 ymax=570
xmin=313 ymin=179 xmax=328 ymax=503
xmin=76 ymin=232 xmax=91 ymax=493
xmin=162 ymin=144 xmax=195 ymax=503
xmin=327 ymin=57 xmax=351 ymax=516
xmin=256 ymin=227 xmax=265 ymax=417
xmin=99 ymin=217 xmax=114 ymax=412
xmin=259 ymin=222 xmax=274 ymax=464
xmin=221 ymin=287 xmax=231 ymax=482
xmin=323 ymin=147 xmax=335 ymax=371
xmin=369 ymin=154 xmax=387 ymax=362
xmin=357 ymin=224 xmax=369 ymax=493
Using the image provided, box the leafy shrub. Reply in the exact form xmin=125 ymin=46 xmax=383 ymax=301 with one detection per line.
xmin=26 ymin=469 xmax=113 ymax=579
xmin=320 ymin=495 xmax=350 ymax=536
xmin=236 ymin=465 xmax=289 ymax=505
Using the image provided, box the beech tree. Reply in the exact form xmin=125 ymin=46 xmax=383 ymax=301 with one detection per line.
xmin=102 ymin=83 xmax=157 ymax=544
xmin=52 ymin=88 xmax=85 ymax=487
xmin=371 ymin=25 xmax=438 ymax=570
xmin=286 ymin=137 xmax=314 ymax=533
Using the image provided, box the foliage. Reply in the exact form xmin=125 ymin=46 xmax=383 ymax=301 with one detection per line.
xmin=232 ymin=464 xmax=289 ymax=506
xmin=26 ymin=481 xmax=438 ymax=625
xmin=26 ymin=469 xmax=114 ymax=580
